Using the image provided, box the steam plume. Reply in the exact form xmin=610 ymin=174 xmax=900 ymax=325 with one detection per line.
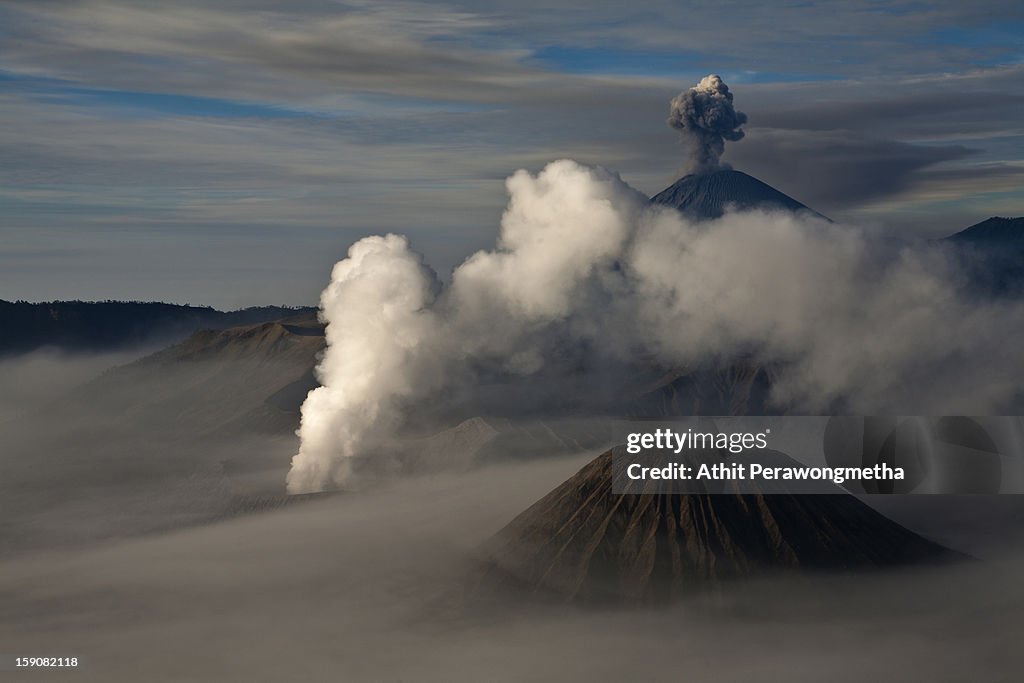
xmin=668 ymin=74 xmax=748 ymax=174
xmin=286 ymin=235 xmax=442 ymax=493
xmin=288 ymin=159 xmax=1024 ymax=493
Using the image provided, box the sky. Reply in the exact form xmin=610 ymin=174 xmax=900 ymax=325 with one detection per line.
xmin=1 ymin=0 xmax=1023 ymax=308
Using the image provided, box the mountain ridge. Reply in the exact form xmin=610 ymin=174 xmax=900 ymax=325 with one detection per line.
xmin=0 ymin=300 xmax=315 ymax=357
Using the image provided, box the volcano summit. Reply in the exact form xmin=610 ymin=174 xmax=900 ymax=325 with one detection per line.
xmin=651 ymin=168 xmax=828 ymax=221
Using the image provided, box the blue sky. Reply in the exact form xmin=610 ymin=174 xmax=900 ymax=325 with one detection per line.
xmin=1 ymin=0 xmax=1023 ymax=307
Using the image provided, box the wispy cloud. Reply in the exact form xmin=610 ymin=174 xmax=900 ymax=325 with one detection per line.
xmin=1 ymin=0 xmax=1022 ymax=305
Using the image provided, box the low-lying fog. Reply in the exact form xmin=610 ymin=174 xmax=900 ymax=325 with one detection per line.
xmin=2 ymin=351 xmax=1022 ymax=681
xmin=0 ymin=349 xmax=147 ymax=423
xmin=2 ymin=458 xmax=1021 ymax=682
xmin=0 ymin=348 xmax=308 ymax=555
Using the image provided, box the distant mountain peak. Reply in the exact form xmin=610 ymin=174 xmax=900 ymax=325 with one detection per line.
xmin=946 ymin=216 xmax=1024 ymax=246
xmin=944 ymin=216 xmax=1024 ymax=297
xmin=650 ymin=168 xmax=828 ymax=221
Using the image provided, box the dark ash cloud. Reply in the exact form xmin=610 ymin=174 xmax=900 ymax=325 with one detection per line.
xmin=668 ymin=74 xmax=748 ymax=174
xmin=728 ymin=129 xmax=978 ymax=209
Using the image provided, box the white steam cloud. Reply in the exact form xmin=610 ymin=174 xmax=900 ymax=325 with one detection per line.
xmin=668 ymin=74 xmax=748 ymax=174
xmin=288 ymin=159 xmax=1024 ymax=493
xmin=286 ymin=235 xmax=443 ymax=493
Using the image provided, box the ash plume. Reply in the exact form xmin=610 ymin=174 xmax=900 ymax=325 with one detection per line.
xmin=668 ymin=74 xmax=748 ymax=174
xmin=288 ymin=159 xmax=1024 ymax=494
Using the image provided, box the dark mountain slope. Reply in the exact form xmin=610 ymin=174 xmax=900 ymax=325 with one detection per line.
xmin=650 ymin=169 xmax=828 ymax=221
xmin=946 ymin=216 xmax=1024 ymax=247
xmin=944 ymin=216 xmax=1024 ymax=297
xmin=476 ymin=449 xmax=961 ymax=603
xmin=74 ymin=312 xmax=325 ymax=436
